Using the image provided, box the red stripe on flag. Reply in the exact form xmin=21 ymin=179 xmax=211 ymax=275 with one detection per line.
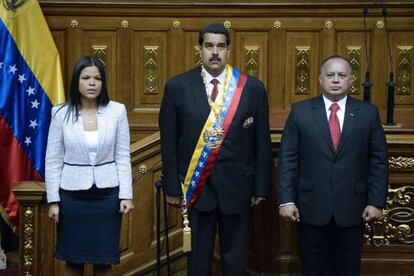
xmin=187 ymin=72 xmax=248 ymax=211
xmin=0 ymin=115 xmax=43 ymax=228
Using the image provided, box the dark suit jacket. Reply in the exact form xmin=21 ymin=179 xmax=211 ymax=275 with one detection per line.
xmin=277 ymin=95 xmax=388 ymax=227
xmin=159 ymin=66 xmax=272 ymax=214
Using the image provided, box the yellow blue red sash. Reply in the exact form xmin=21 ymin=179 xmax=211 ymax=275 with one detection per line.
xmin=181 ymin=65 xmax=247 ymax=212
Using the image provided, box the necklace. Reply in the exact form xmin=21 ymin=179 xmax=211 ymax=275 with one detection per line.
xmin=201 ymin=65 xmax=230 ymax=126
xmin=80 ymin=109 xmax=97 ymax=124
xmin=83 ymin=118 xmax=95 ymax=123
xmin=201 ymin=65 xmax=228 ymax=107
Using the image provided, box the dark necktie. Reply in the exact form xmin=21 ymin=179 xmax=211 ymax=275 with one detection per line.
xmin=210 ymin=79 xmax=219 ymax=102
xmin=329 ymin=103 xmax=341 ymax=151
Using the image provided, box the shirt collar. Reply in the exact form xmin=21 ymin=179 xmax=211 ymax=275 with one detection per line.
xmin=322 ymin=95 xmax=347 ymax=112
xmin=202 ymin=67 xmax=226 ymax=85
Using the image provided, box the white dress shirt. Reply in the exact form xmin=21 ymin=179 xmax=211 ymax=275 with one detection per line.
xmin=202 ymin=67 xmax=226 ymax=104
xmin=322 ymin=95 xmax=347 ymax=132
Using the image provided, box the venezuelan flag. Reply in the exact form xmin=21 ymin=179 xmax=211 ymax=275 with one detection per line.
xmin=0 ymin=0 xmax=65 ymax=231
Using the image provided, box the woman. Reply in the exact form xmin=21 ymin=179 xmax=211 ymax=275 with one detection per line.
xmin=45 ymin=56 xmax=133 ymax=276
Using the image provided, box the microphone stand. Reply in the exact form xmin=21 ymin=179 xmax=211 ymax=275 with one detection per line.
xmin=155 ymin=175 xmax=171 ymax=276
xmin=135 ymin=162 xmax=171 ymax=276
xmin=362 ymin=7 xmax=371 ymax=102
xmin=383 ymin=7 xmax=396 ymax=126
xmin=385 ymin=72 xmax=395 ymax=126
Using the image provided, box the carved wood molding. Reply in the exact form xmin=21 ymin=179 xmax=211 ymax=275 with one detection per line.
xmin=365 ymin=185 xmax=414 ymax=246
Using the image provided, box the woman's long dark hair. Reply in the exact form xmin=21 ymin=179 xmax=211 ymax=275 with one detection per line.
xmin=61 ymin=55 xmax=110 ymax=122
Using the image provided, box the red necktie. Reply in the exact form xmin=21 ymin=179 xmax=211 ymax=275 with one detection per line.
xmin=329 ymin=103 xmax=341 ymax=151
xmin=210 ymin=79 xmax=219 ymax=102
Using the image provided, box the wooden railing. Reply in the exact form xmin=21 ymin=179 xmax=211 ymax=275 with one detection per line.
xmin=12 ymin=130 xmax=414 ymax=275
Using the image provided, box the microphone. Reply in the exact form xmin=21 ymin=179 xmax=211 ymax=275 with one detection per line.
xmin=383 ymin=7 xmax=396 ymax=126
xmin=362 ymin=7 xmax=371 ymax=103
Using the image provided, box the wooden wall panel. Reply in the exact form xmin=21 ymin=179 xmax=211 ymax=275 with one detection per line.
xmin=391 ymin=31 xmax=414 ymax=107
xmin=83 ymin=30 xmax=118 ymax=99
xmin=285 ymin=31 xmax=321 ymax=107
xmin=184 ymin=31 xmax=201 ymax=70
xmin=50 ymin=30 xmax=67 ymax=96
xmin=336 ymin=31 xmax=369 ymax=101
xmin=235 ymin=31 xmax=269 ymax=85
xmin=42 ymin=9 xmax=414 ymax=139
xmin=132 ymin=31 xmax=168 ymax=107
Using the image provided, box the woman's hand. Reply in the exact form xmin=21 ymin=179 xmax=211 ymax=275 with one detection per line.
xmin=119 ymin=199 xmax=134 ymax=214
xmin=48 ymin=203 xmax=60 ymax=223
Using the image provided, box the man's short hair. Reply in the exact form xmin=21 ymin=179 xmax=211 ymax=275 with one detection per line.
xmin=320 ymin=55 xmax=352 ymax=73
xmin=198 ymin=23 xmax=230 ymax=46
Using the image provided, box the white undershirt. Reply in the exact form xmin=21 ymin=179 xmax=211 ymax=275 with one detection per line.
xmin=84 ymin=130 xmax=98 ymax=163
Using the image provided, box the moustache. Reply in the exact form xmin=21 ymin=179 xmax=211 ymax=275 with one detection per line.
xmin=209 ymin=56 xmax=221 ymax=62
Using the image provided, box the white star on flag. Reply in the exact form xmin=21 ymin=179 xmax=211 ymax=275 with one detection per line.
xmin=18 ymin=74 xmax=27 ymax=83
xmin=194 ymin=171 xmax=200 ymax=177
xmin=191 ymin=180 xmax=196 ymax=187
xmin=198 ymin=161 xmax=203 ymax=168
xmin=202 ymin=152 xmax=208 ymax=158
xmin=31 ymin=99 xmax=40 ymax=109
xmin=29 ymin=120 xmax=38 ymax=129
xmin=0 ymin=62 xmax=3 ymax=69
xmin=24 ymin=137 xmax=32 ymax=146
xmin=26 ymin=87 xmax=36 ymax=96
xmin=8 ymin=64 xmax=18 ymax=74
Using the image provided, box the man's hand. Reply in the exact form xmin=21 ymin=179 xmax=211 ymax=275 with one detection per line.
xmin=279 ymin=204 xmax=300 ymax=222
xmin=362 ymin=205 xmax=383 ymax=222
xmin=251 ymin=196 xmax=266 ymax=207
xmin=166 ymin=195 xmax=181 ymax=206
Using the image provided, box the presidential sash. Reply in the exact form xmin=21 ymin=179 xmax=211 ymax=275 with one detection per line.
xmin=181 ymin=65 xmax=247 ymax=214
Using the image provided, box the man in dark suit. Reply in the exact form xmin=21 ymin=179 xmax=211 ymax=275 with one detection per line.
xmin=159 ymin=23 xmax=272 ymax=275
xmin=278 ymin=55 xmax=388 ymax=276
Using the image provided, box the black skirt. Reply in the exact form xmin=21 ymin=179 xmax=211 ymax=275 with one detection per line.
xmin=55 ymin=185 xmax=121 ymax=265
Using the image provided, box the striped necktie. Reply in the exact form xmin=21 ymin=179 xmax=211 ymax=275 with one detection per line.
xmin=329 ymin=103 xmax=341 ymax=151
xmin=210 ymin=79 xmax=219 ymax=102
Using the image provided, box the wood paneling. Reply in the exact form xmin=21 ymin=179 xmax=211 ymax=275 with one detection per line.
xmin=41 ymin=4 xmax=414 ymax=141
xmin=235 ymin=31 xmax=269 ymax=84
xmin=392 ymin=31 xmax=414 ymax=107
xmin=27 ymin=1 xmax=414 ymax=275
xmin=285 ymin=30 xmax=321 ymax=106
xmin=336 ymin=31 xmax=370 ymax=101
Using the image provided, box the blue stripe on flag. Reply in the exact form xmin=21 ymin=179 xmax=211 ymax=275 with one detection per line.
xmin=0 ymin=19 xmax=53 ymax=178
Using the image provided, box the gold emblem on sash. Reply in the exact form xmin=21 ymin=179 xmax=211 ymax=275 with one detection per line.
xmin=203 ymin=127 xmax=224 ymax=149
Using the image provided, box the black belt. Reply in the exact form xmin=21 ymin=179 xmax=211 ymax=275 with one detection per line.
xmin=63 ymin=160 xmax=115 ymax=167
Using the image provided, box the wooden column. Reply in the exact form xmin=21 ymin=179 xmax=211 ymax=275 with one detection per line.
xmin=12 ymin=181 xmax=46 ymax=276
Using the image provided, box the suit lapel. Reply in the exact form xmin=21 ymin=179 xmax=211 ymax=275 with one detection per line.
xmin=337 ymin=97 xmax=359 ymax=154
xmin=95 ymin=105 xmax=108 ymax=162
xmin=312 ymin=96 xmax=335 ymax=154
xmin=190 ymin=67 xmax=210 ymax=121
xmin=74 ymin=117 xmax=91 ymax=163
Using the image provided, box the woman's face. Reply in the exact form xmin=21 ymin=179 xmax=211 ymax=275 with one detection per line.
xmin=78 ymin=65 xmax=102 ymax=102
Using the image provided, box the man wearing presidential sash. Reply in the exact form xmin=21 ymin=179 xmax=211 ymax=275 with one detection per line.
xmin=159 ymin=23 xmax=272 ymax=275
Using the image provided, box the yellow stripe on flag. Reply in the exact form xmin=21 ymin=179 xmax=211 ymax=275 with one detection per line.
xmin=0 ymin=0 xmax=65 ymax=105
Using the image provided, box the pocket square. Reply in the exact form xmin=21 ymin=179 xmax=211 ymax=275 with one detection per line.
xmin=243 ymin=117 xmax=254 ymax=128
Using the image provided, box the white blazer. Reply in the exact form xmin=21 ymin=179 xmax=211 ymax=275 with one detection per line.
xmin=45 ymin=101 xmax=132 ymax=203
